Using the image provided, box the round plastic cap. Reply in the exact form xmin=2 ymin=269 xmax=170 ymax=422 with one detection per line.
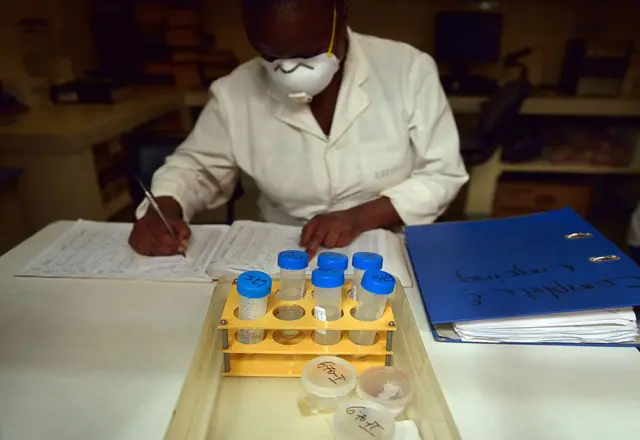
xmin=301 ymin=356 xmax=357 ymax=399
xmin=352 ymin=252 xmax=383 ymax=271
xmin=277 ymin=250 xmax=309 ymax=271
xmin=361 ymin=270 xmax=395 ymax=296
xmin=311 ymin=268 xmax=345 ymax=289
xmin=317 ymin=252 xmax=349 ymax=271
xmin=237 ymin=271 xmax=272 ymax=299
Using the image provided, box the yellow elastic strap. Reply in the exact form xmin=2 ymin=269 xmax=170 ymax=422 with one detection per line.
xmin=327 ymin=6 xmax=337 ymax=57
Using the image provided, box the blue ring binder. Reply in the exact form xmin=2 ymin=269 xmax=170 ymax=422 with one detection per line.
xmin=405 ymin=208 xmax=640 ymax=347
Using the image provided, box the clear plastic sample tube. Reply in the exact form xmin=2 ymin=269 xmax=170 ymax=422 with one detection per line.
xmin=237 ymin=270 xmax=272 ymax=345
xmin=350 ymin=252 xmax=383 ymax=301
xmin=277 ymin=250 xmax=309 ymax=301
xmin=276 ymin=250 xmax=309 ymax=338
xmin=349 ymin=270 xmax=395 ymax=346
xmin=312 ymin=268 xmax=345 ymax=346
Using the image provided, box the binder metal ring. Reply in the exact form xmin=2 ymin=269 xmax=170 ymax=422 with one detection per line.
xmin=589 ymin=255 xmax=620 ymax=263
xmin=565 ymin=232 xmax=593 ymax=240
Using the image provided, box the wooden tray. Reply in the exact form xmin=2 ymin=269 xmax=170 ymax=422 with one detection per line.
xmin=164 ymin=276 xmax=460 ymax=440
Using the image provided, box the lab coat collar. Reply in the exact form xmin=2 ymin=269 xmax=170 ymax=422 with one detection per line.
xmin=267 ymin=29 xmax=371 ymax=142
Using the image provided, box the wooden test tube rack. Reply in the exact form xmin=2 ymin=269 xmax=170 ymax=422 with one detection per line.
xmin=218 ymin=279 xmax=397 ymax=378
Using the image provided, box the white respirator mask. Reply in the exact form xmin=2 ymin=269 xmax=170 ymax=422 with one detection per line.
xmin=261 ymin=7 xmax=340 ymax=104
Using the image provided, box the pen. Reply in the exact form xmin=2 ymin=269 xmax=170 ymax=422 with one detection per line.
xmin=134 ymin=176 xmax=187 ymax=258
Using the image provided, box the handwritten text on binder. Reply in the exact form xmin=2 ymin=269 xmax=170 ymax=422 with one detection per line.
xmin=455 ymin=264 xmax=640 ymax=306
xmin=455 ymin=264 xmax=575 ymax=284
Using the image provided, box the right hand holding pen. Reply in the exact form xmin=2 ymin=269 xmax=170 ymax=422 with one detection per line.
xmin=128 ymin=197 xmax=191 ymax=256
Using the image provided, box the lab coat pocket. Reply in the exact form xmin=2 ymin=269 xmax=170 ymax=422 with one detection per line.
xmin=357 ymin=140 xmax=414 ymax=194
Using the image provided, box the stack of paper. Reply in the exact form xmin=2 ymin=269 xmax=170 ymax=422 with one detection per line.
xmin=453 ymin=308 xmax=639 ymax=344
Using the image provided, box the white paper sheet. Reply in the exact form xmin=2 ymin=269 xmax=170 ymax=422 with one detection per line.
xmin=18 ymin=220 xmax=229 ymax=282
xmin=207 ymin=220 xmax=413 ymax=286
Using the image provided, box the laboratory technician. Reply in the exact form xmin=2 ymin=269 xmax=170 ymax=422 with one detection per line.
xmin=129 ymin=0 xmax=468 ymax=257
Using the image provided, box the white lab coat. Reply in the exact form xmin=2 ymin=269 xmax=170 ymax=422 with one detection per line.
xmin=139 ymin=31 xmax=469 ymax=226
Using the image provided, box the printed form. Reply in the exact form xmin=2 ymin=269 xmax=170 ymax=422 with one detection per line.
xmin=18 ymin=220 xmax=229 ymax=282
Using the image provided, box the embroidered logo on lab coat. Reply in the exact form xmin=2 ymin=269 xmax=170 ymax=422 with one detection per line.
xmin=375 ymin=163 xmax=404 ymax=180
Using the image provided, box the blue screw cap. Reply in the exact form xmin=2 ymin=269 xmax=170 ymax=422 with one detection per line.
xmin=352 ymin=252 xmax=383 ymax=271
xmin=317 ymin=252 xmax=349 ymax=271
xmin=278 ymin=250 xmax=309 ymax=271
xmin=237 ymin=271 xmax=272 ymax=299
xmin=361 ymin=270 xmax=395 ymax=296
xmin=311 ymin=268 xmax=345 ymax=289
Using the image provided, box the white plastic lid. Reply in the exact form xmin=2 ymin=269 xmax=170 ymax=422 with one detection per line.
xmin=333 ymin=400 xmax=396 ymax=440
xmin=301 ymin=356 xmax=357 ymax=398
xmin=356 ymin=367 xmax=413 ymax=418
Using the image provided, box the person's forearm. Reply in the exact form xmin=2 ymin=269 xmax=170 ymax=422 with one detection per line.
xmin=348 ymin=197 xmax=404 ymax=231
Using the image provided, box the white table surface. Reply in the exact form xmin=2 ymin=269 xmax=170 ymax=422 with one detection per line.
xmin=404 ymin=279 xmax=640 ymax=440
xmin=2 ymin=222 xmax=640 ymax=440
xmin=0 ymin=223 xmax=212 ymax=440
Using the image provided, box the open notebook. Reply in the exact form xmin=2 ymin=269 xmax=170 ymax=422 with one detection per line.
xmin=17 ymin=220 xmax=413 ymax=286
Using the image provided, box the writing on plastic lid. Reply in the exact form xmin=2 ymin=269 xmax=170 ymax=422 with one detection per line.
xmin=352 ymin=252 xmax=383 ymax=271
xmin=237 ymin=271 xmax=272 ymax=299
xmin=336 ymin=401 xmax=395 ymax=439
xmin=317 ymin=361 xmax=350 ymax=386
xmin=277 ymin=250 xmax=309 ymax=271
xmin=311 ymin=268 xmax=345 ymax=289
xmin=317 ymin=252 xmax=349 ymax=271
xmin=302 ymin=356 xmax=357 ymax=399
xmin=361 ymin=270 xmax=395 ymax=296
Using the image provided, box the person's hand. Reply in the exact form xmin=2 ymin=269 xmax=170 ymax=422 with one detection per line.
xmin=128 ymin=197 xmax=191 ymax=256
xmin=300 ymin=210 xmax=363 ymax=257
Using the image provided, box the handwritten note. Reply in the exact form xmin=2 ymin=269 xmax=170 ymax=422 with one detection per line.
xmin=18 ymin=220 xmax=229 ymax=282
xmin=316 ymin=361 xmax=348 ymax=385
xmin=238 ymin=271 xmax=271 ymax=288
xmin=454 ymin=263 xmax=576 ymax=284
xmin=207 ymin=220 xmax=412 ymax=286
xmin=454 ymin=262 xmax=640 ymax=308
xmin=345 ymin=406 xmax=387 ymax=437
